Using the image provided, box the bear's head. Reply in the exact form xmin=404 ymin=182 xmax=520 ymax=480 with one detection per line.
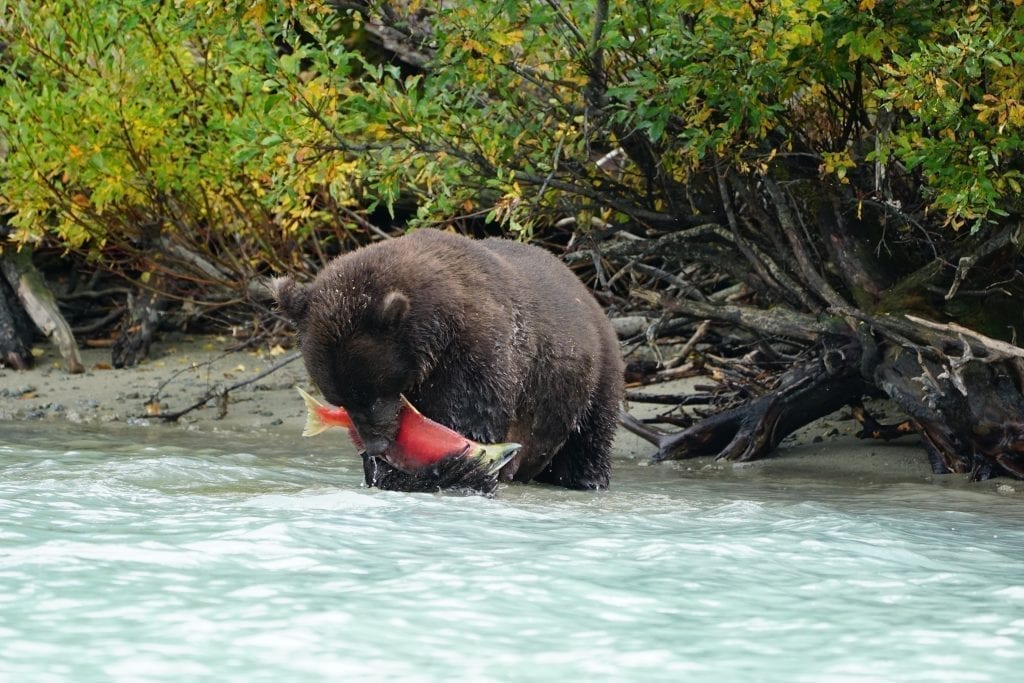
xmin=272 ymin=276 xmax=420 ymax=458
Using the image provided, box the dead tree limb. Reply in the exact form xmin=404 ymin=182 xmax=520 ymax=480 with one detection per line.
xmin=135 ymin=351 xmax=302 ymax=422
xmin=626 ymin=340 xmax=867 ymax=462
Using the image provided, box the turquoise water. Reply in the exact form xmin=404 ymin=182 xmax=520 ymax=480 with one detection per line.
xmin=1 ymin=424 xmax=1022 ymax=682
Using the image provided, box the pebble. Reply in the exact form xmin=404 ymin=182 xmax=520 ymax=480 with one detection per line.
xmin=996 ymin=484 xmax=1016 ymax=495
xmin=0 ymin=385 xmax=36 ymax=397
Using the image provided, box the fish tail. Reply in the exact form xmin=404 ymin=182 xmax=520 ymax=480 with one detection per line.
xmin=296 ymin=386 xmax=330 ymax=437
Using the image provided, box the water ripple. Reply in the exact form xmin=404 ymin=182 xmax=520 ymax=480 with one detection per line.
xmin=1 ymin=424 xmax=1023 ymax=681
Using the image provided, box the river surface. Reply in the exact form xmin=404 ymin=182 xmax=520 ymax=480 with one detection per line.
xmin=1 ymin=422 xmax=1022 ymax=682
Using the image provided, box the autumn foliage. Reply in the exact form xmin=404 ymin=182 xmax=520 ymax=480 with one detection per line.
xmin=4 ymin=1 xmax=1024 ymax=476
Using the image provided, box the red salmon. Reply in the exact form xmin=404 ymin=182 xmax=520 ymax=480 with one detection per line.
xmin=296 ymin=387 xmax=519 ymax=474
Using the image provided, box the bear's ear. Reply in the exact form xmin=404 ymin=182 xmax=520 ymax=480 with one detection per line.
xmin=270 ymin=276 xmax=311 ymax=323
xmin=378 ymin=290 xmax=410 ymax=327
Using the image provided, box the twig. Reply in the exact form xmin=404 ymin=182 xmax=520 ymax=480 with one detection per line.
xmin=59 ymin=287 xmax=132 ymax=300
xmin=904 ymin=314 xmax=1024 ymax=359
xmin=631 ymin=263 xmax=706 ymax=301
xmin=762 ymin=176 xmax=848 ymax=310
xmin=664 ymin=319 xmax=711 ymax=368
xmin=71 ymin=306 xmax=125 ymax=335
xmin=136 ymin=351 xmax=302 ymax=422
xmin=147 ymin=349 xmax=235 ymax=403
xmin=625 ymin=391 xmax=715 ymax=405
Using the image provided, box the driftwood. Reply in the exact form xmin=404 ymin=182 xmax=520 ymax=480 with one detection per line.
xmin=0 ymin=248 xmax=83 ymax=373
xmin=623 ymin=341 xmax=868 ymax=463
xmin=613 ymin=168 xmax=1024 ymax=481
xmin=872 ymin=337 xmax=1024 ymax=479
xmin=111 ymin=284 xmax=165 ymax=368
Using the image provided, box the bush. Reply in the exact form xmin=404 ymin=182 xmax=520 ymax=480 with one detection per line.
xmin=3 ymin=0 xmax=1023 ymax=306
xmin=0 ymin=0 xmax=370 ymax=295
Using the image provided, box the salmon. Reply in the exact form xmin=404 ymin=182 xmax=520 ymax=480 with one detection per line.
xmin=296 ymin=387 xmax=520 ymax=475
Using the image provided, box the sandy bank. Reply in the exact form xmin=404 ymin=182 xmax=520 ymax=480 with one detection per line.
xmin=1 ymin=334 xmax=1019 ymax=498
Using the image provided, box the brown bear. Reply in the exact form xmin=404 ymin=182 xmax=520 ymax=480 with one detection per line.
xmin=272 ymin=228 xmax=624 ymax=493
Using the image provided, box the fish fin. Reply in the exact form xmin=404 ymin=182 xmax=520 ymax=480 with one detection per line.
xmin=296 ymin=386 xmax=329 ymax=437
xmin=399 ymin=394 xmax=422 ymax=415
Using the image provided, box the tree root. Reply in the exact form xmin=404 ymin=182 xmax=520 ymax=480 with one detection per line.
xmin=873 ymin=345 xmax=1024 ymax=479
xmin=624 ymin=341 xmax=867 ymax=463
xmin=625 ymin=321 xmax=1024 ymax=480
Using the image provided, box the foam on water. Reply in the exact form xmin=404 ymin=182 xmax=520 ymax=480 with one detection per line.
xmin=1 ymin=423 xmax=1022 ymax=682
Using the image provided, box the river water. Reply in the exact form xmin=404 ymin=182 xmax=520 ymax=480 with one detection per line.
xmin=1 ymin=423 xmax=1022 ymax=682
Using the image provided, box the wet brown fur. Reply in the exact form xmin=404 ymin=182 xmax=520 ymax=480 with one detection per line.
xmin=273 ymin=228 xmax=624 ymax=491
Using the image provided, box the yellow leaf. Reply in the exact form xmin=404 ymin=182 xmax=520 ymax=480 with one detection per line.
xmin=243 ymin=2 xmax=268 ymax=26
xmin=491 ymin=30 xmax=524 ymax=48
xmin=1008 ymin=104 xmax=1024 ymax=127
